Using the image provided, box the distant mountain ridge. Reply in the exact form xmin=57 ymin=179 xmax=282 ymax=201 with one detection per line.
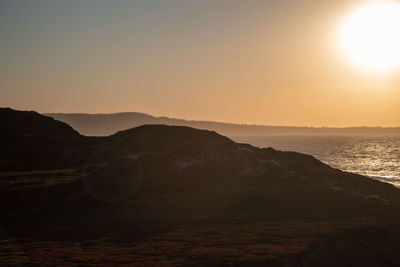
xmin=46 ymin=112 xmax=400 ymax=136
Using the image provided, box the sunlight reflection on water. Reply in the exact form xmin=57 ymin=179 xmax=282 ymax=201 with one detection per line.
xmin=231 ymin=135 xmax=400 ymax=187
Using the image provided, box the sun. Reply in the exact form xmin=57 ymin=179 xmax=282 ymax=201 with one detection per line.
xmin=339 ymin=1 xmax=400 ymax=74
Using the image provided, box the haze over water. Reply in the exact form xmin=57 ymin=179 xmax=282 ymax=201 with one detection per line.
xmin=232 ymin=135 xmax=400 ymax=187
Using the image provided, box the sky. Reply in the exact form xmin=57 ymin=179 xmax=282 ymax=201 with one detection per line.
xmin=1 ymin=0 xmax=400 ymax=127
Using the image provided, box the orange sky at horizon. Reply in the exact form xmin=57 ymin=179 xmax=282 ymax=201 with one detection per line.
xmin=1 ymin=0 xmax=400 ymax=127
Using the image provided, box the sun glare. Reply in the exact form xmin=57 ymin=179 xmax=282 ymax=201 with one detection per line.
xmin=339 ymin=1 xmax=400 ymax=74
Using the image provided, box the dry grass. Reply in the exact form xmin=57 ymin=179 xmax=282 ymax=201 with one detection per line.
xmin=1 ymin=219 xmax=394 ymax=266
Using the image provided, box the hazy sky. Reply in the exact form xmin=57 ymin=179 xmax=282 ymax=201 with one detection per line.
xmin=1 ymin=0 xmax=400 ymax=126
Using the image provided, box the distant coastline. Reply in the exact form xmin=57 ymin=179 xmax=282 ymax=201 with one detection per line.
xmin=45 ymin=112 xmax=400 ymax=137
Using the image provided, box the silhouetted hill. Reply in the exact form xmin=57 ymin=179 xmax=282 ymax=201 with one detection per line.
xmin=46 ymin=112 xmax=400 ymax=136
xmin=0 ymin=108 xmax=92 ymax=170
xmin=2 ymin=108 xmax=400 ymax=266
xmin=1 ymin=108 xmax=79 ymax=137
xmin=2 ymin=108 xmax=400 ymax=212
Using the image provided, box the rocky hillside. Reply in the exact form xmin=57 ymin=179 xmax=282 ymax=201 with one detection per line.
xmin=1 ymin=108 xmax=400 ymax=213
xmin=2 ymin=108 xmax=400 ymax=266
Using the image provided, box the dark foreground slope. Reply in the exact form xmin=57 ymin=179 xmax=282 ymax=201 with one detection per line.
xmin=1 ymin=108 xmax=400 ymax=266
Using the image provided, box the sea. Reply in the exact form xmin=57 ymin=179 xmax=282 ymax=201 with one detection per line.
xmin=230 ymin=135 xmax=400 ymax=187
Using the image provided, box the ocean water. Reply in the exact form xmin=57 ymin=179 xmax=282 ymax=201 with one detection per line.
xmin=230 ymin=135 xmax=400 ymax=187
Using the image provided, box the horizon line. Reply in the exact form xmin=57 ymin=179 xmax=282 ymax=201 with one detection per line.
xmin=42 ymin=110 xmax=400 ymax=129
